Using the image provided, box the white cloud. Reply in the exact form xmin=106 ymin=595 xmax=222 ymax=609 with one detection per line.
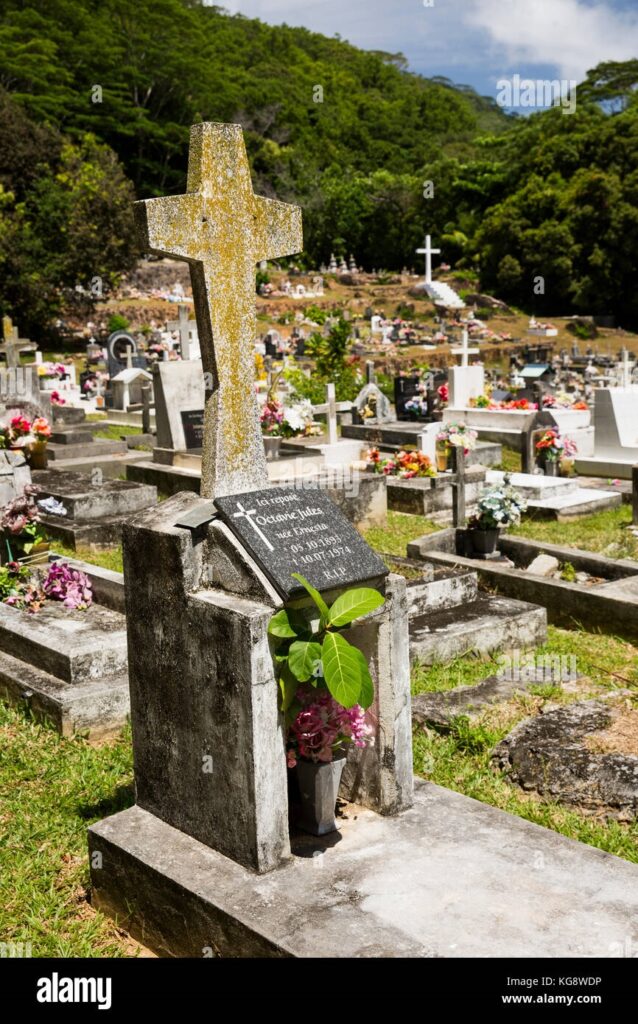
xmin=467 ymin=0 xmax=638 ymax=82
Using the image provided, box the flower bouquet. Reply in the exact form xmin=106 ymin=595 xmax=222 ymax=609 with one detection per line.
xmin=467 ymin=475 xmax=527 ymax=554
xmin=435 ymin=422 xmax=478 ymax=471
xmin=0 ymin=415 xmax=32 ymax=449
xmin=535 ymin=429 xmax=577 ymax=475
xmin=0 ymin=486 xmax=46 ymax=563
xmin=365 ymin=447 xmax=436 ymax=479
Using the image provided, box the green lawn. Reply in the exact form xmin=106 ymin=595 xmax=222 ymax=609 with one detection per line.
xmin=0 ymin=707 xmax=135 ymax=956
xmin=50 ymin=543 xmax=124 ymax=574
xmin=512 ymin=505 xmax=638 ymax=561
xmin=363 ymin=511 xmax=440 ymax=555
xmin=412 ymin=624 xmax=638 ymax=864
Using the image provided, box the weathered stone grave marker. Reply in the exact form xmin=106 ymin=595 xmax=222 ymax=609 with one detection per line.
xmin=134 ymin=121 xmax=302 ymax=498
xmin=0 ymin=316 xmax=37 ymax=368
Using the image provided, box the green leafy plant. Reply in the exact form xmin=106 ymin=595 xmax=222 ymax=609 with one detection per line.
xmin=560 ymin=561 xmax=577 ymax=582
xmin=268 ymin=573 xmax=384 ymax=714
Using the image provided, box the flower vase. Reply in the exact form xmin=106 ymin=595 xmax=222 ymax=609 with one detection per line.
xmin=435 ymin=444 xmax=449 ymax=473
xmin=543 ymin=460 xmax=558 ymax=477
xmin=471 ymin=528 xmax=499 ymax=555
xmin=28 ymin=441 xmax=48 ymax=470
xmin=295 ymin=753 xmax=347 ymax=836
xmin=263 ymin=435 xmax=282 ymax=461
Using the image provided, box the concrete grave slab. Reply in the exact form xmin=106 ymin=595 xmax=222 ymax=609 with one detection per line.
xmin=89 ymin=781 xmax=638 ymax=958
xmin=0 ymin=557 xmax=130 ymax=738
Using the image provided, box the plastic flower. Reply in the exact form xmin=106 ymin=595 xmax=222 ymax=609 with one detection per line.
xmin=38 ymin=497 xmax=67 ymax=517
xmin=288 ymin=689 xmax=372 ymax=764
xmin=31 ymin=417 xmax=51 ymax=441
xmin=43 ymin=562 xmax=92 ymax=610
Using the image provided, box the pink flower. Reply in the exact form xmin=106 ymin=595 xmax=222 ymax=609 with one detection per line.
xmin=288 ymin=689 xmax=372 ymax=764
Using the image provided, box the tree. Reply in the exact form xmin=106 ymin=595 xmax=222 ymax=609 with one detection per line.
xmin=0 ymin=94 xmax=137 ymax=337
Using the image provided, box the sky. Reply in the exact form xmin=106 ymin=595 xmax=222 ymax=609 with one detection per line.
xmin=214 ymin=0 xmax=638 ymax=105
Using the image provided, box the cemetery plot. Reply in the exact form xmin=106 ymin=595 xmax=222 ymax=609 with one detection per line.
xmin=0 ymin=557 xmax=129 ymax=737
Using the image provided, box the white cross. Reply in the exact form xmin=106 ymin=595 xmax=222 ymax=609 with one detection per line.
xmin=312 ymin=383 xmax=351 ymax=445
xmin=415 ymin=234 xmax=441 ymax=285
xmin=233 ymin=501 xmax=274 ymax=551
xmin=619 ymin=350 xmax=634 ymax=389
xmin=451 ymin=327 xmax=479 ymax=367
xmin=167 ymin=304 xmax=194 ymax=360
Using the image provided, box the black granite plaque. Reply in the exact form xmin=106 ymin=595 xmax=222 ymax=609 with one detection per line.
xmin=181 ymin=409 xmax=204 ymax=449
xmin=215 ymin=487 xmax=388 ymax=600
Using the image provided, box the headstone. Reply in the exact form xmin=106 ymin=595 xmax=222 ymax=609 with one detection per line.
xmin=450 ymin=446 xmax=466 ymax=527
xmin=134 ymin=122 xmax=302 ymax=498
xmin=107 ymin=330 xmax=146 ymax=378
xmin=0 ymin=365 xmax=51 ymax=423
xmin=0 ymin=450 xmax=31 ymax=506
xmin=153 ymin=360 xmax=204 ymax=451
xmin=89 ymin=123 xmax=414 ymax=956
xmin=394 ymin=376 xmax=425 ymax=420
xmin=110 ymin=367 xmax=153 ymax=412
xmin=215 ymin=487 xmax=387 ymax=599
xmin=354 ymin=382 xmax=392 ymax=424
xmin=167 ymin=304 xmax=200 ymax=360
xmin=0 ymin=316 xmax=37 ymax=368
xmin=448 ymin=328 xmax=484 ymax=408
xmin=311 ymin=382 xmax=352 ymax=445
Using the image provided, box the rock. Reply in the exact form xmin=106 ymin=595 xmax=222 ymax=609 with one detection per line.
xmin=493 ymin=698 xmax=638 ymax=819
xmin=526 ymin=554 xmax=560 ymax=576
xmin=412 ymin=671 xmax=556 ymax=730
xmin=464 ymin=293 xmax=512 ymax=313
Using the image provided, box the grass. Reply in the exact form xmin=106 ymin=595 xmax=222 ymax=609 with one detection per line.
xmin=50 ymin=542 xmax=124 ymax=574
xmin=92 ymin=423 xmax=143 ymax=441
xmin=494 ymin=444 xmax=522 ymax=474
xmin=362 ymin=510 xmax=439 ymax=555
xmin=412 ymin=624 xmax=638 ymax=863
xmin=412 ymin=626 xmax=638 ymax=696
xmin=0 ymin=705 xmax=135 ymax=956
xmin=512 ymin=505 xmax=638 ymax=561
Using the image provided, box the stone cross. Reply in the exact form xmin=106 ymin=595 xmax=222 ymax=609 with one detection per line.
xmin=619 ymin=350 xmax=634 ymax=388
xmin=134 ymin=122 xmax=302 ymax=498
xmin=365 ymin=360 xmax=376 ymax=384
xmin=450 ymin=445 xmax=466 ymax=528
xmin=415 ymin=234 xmax=440 ymax=286
xmin=167 ymin=304 xmax=194 ymax=360
xmin=313 ymin=383 xmax=352 ymax=445
xmin=451 ymin=327 xmax=479 ymax=368
xmin=1 ymin=316 xmax=36 ymax=369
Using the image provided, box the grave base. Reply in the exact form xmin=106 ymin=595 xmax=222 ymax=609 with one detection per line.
xmin=89 ymin=781 xmax=638 ymax=958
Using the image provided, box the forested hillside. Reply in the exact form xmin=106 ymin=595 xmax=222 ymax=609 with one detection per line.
xmin=0 ymin=0 xmax=637 ymax=331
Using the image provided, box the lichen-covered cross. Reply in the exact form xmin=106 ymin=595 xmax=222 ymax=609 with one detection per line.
xmin=134 ymin=122 xmax=302 ymax=497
